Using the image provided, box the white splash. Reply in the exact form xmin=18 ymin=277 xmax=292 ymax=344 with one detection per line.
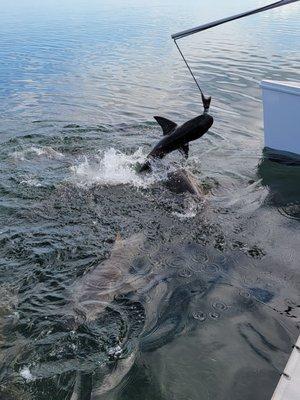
xmin=20 ymin=366 xmax=35 ymax=382
xmin=70 ymin=147 xmax=169 ymax=188
xmin=11 ymin=146 xmax=64 ymax=161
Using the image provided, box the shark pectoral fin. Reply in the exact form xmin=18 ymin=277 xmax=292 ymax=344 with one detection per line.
xmin=179 ymin=144 xmax=189 ymax=158
xmin=153 ymin=116 xmax=177 ymax=135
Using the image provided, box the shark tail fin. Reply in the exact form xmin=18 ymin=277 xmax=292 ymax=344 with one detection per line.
xmin=154 ymin=116 xmax=177 ymax=135
xmin=179 ymin=144 xmax=189 ymax=158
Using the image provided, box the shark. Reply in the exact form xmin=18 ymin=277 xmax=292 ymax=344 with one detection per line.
xmin=138 ymin=109 xmax=213 ymax=173
xmin=137 ymin=106 xmax=213 ymax=197
xmin=69 ymin=232 xmax=168 ymax=400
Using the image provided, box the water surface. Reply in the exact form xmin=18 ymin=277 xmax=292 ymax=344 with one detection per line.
xmin=0 ymin=1 xmax=300 ymax=399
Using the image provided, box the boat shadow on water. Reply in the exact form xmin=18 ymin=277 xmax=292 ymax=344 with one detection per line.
xmin=258 ymin=148 xmax=300 ymax=220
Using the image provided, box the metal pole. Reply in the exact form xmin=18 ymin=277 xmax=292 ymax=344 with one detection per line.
xmin=172 ymin=0 xmax=299 ymax=40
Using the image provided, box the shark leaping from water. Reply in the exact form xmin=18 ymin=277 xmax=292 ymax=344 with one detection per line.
xmin=138 ymin=102 xmax=213 ymax=172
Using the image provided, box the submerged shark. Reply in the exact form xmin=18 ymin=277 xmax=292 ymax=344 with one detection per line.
xmin=71 ymin=233 xmax=145 ymax=321
xmin=0 ymin=234 xmax=163 ymax=400
xmin=69 ymin=233 xmax=168 ymax=400
xmin=163 ymin=169 xmax=204 ymax=198
xmin=138 ymin=109 xmax=213 ymax=173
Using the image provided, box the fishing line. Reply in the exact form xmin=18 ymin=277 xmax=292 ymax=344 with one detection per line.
xmin=173 ymin=39 xmax=211 ymax=113
xmin=173 ymin=39 xmax=205 ymax=100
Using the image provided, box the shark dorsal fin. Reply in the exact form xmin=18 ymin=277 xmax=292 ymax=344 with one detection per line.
xmin=154 ymin=116 xmax=177 ymax=135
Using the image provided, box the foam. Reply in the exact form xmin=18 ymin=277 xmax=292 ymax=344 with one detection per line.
xmin=20 ymin=366 xmax=35 ymax=382
xmin=70 ymin=147 xmax=172 ymax=188
xmin=11 ymin=146 xmax=64 ymax=161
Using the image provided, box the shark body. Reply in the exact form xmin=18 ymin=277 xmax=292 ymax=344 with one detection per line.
xmin=139 ymin=113 xmax=213 ymax=172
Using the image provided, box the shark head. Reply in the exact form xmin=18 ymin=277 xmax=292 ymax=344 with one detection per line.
xmin=71 ymin=232 xmax=146 ymax=322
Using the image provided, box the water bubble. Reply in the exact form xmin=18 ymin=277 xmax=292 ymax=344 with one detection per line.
xmin=130 ymin=253 xmax=152 ymax=275
xmin=239 ymin=289 xmax=250 ymax=298
xmin=189 ymin=248 xmax=210 ymax=273
xmin=148 ymin=249 xmax=173 ymax=268
xmin=190 ymin=263 xmax=202 ymax=273
xmin=192 ymin=311 xmax=207 ymax=321
xmin=189 ymin=247 xmax=209 ymax=265
xmin=202 ymin=263 xmax=221 ymax=274
xmin=170 ymin=255 xmax=188 ymax=269
xmin=151 ymin=250 xmax=186 ymax=270
xmin=209 ymin=312 xmax=220 ymax=320
xmin=238 ymin=289 xmax=255 ymax=309
xmin=212 ymin=301 xmax=228 ymax=311
xmin=178 ymin=268 xmax=192 ymax=278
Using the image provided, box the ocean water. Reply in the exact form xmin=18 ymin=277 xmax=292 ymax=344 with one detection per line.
xmin=0 ymin=0 xmax=299 ymax=399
